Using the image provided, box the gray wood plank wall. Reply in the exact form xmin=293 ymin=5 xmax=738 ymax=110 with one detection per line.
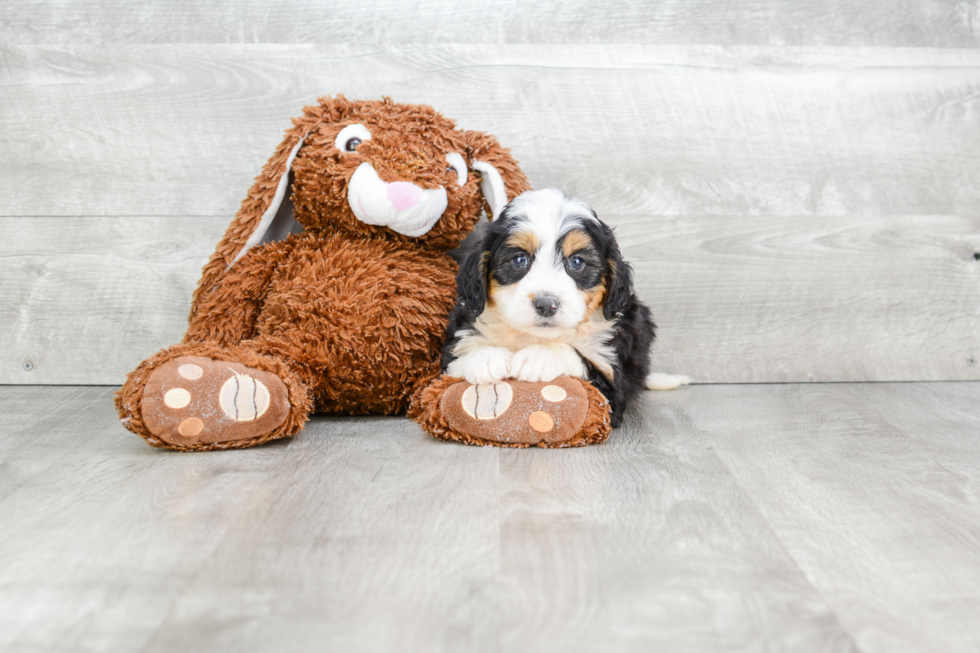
xmin=5 ymin=1 xmax=980 ymax=46
xmin=2 ymin=6 xmax=979 ymax=385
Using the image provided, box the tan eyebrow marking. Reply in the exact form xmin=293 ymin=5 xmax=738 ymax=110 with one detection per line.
xmin=561 ymin=229 xmax=592 ymax=257
xmin=506 ymin=230 xmax=539 ymax=254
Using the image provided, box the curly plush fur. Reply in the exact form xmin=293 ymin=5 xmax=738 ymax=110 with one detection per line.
xmin=116 ymin=96 xmax=530 ymax=451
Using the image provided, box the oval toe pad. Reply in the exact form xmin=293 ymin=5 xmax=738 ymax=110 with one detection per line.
xmin=440 ymin=376 xmax=590 ymax=446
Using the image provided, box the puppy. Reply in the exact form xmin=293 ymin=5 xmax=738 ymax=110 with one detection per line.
xmin=443 ymin=188 xmax=688 ymax=427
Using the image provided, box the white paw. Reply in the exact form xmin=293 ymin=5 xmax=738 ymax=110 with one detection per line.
xmin=448 ymin=347 xmax=514 ymax=385
xmin=510 ymin=345 xmax=567 ymax=383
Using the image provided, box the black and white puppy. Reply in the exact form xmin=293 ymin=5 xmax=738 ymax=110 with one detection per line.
xmin=442 ymin=188 xmax=687 ymax=427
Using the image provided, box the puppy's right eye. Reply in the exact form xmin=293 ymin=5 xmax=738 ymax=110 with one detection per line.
xmin=345 ymin=138 xmax=362 ymax=152
xmin=512 ymin=254 xmax=529 ymax=269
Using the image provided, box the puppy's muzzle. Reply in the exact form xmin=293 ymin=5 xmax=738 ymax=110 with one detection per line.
xmin=533 ymin=294 xmax=561 ymax=318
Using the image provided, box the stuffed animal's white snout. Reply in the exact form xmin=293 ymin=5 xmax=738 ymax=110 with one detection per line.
xmin=348 ymin=163 xmax=448 ymax=237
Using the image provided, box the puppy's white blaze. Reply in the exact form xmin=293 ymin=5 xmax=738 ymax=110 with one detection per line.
xmin=498 ymin=189 xmax=598 ymax=332
xmin=501 ymin=252 xmax=587 ymax=332
xmin=507 ymin=188 xmax=598 ymax=233
xmin=645 ymin=373 xmax=692 ymax=391
xmin=347 ymin=162 xmax=448 ymax=237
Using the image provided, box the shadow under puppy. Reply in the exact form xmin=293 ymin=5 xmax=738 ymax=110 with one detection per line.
xmin=443 ymin=188 xmax=687 ymax=429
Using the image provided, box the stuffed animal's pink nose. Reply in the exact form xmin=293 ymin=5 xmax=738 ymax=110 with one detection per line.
xmin=387 ymin=182 xmax=424 ymax=212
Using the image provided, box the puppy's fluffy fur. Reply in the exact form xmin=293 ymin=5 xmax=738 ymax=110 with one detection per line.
xmin=443 ymin=189 xmax=687 ymax=427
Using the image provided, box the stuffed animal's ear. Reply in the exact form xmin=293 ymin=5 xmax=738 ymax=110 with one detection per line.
xmin=463 ymin=130 xmax=532 ymax=221
xmin=227 ymin=137 xmax=306 ymax=267
xmin=456 ymin=248 xmax=489 ymax=319
xmin=189 ymin=111 xmax=325 ymax=318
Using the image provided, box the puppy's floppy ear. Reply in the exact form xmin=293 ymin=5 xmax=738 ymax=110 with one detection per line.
xmin=456 ymin=248 xmax=489 ymax=318
xmin=463 ymin=130 xmax=532 ymax=221
xmin=188 ymin=104 xmax=332 ymax=319
xmin=602 ymin=225 xmax=635 ymax=321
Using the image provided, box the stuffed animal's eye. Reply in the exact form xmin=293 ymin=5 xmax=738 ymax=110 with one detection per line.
xmin=446 ymin=152 xmax=468 ymax=187
xmin=334 ymin=123 xmax=372 ymax=153
xmin=513 ymin=254 xmax=529 ymax=268
xmin=569 ymin=256 xmax=585 ymax=271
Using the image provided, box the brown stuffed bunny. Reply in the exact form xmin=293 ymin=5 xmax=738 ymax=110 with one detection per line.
xmin=115 ymin=96 xmax=531 ymax=451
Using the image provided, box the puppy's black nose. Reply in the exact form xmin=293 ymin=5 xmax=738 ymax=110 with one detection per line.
xmin=533 ymin=294 xmax=560 ymax=318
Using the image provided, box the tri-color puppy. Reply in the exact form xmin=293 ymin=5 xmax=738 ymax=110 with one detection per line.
xmin=443 ymin=188 xmax=688 ymax=427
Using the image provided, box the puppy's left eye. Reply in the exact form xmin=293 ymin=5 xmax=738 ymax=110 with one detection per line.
xmin=513 ymin=254 xmax=529 ymax=268
xmin=569 ymin=256 xmax=586 ymax=271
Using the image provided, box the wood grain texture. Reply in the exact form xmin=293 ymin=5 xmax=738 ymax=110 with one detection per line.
xmin=0 ymin=216 xmax=223 ymax=384
xmin=4 ymin=213 xmax=976 ymax=385
xmin=138 ymin=417 xmax=503 ymax=653
xmin=0 ymin=385 xmax=844 ymax=653
xmin=3 ymin=383 xmax=980 ymax=651
xmin=679 ymin=383 xmax=980 ymax=652
xmin=3 ymin=44 xmax=980 ymax=219
xmin=0 ymin=386 xmax=502 ymax=653
xmin=496 ymin=411 xmax=855 ymax=652
xmin=618 ymin=213 xmax=980 ymax=384
xmin=2 ymin=0 xmax=979 ymax=46
xmin=3 ymin=43 xmax=980 ymax=385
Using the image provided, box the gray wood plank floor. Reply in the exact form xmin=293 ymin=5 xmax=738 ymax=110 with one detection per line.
xmin=3 ymin=383 xmax=979 ymax=652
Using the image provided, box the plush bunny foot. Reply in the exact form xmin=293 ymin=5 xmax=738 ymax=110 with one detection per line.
xmin=138 ymin=356 xmax=292 ymax=450
xmin=410 ymin=375 xmax=612 ymax=448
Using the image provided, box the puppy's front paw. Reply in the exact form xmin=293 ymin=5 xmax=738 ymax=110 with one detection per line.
xmin=510 ymin=345 xmax=567 ymax=383
xmin=448 ymin=347 xmax=514 ymax=385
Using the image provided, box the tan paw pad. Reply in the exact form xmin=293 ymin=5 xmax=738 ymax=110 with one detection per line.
xmin=142 ymin=355 xmax=290 ymax=447
xmin=528 ymin=411 xmax=554 ymax=433
xmin=178 ymin=417 xmax=204 ymax=437
xmin=460 ymin=382 xmax=513 ymax=420
xmin=219 ymin=372 xmax=271 ymax=422
xmin=164 ymin=388 xmax=191 ymax=409
xmin=541 ymin=385 xmax=567 ymax=402
xmin=178 ymin=363 xmax=204 ymax=380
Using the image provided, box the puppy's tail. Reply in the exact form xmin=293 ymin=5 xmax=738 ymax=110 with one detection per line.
xmin=645 ymin=373 xmax=692 ymax=391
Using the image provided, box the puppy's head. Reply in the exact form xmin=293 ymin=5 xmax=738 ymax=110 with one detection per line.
xmin=458 ymin=189 xmax=633 ymax=336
